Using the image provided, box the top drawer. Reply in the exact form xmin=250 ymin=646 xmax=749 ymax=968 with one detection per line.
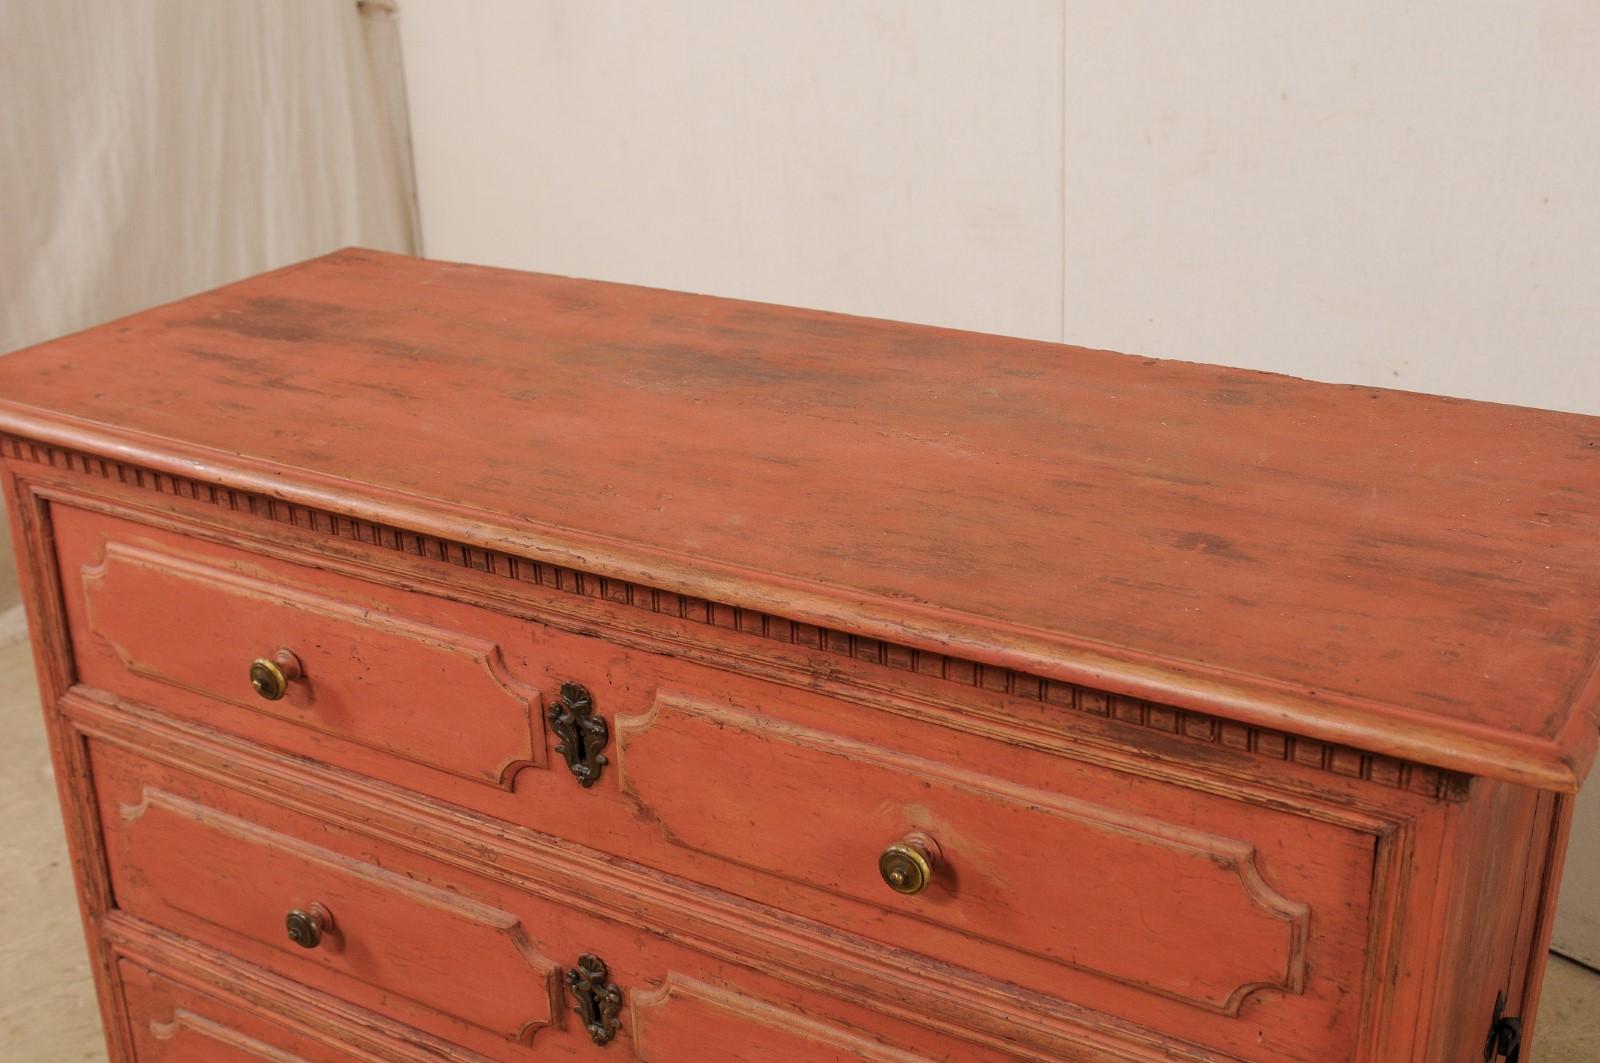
xmin=56 ymin=508 xmax=548 ymax=791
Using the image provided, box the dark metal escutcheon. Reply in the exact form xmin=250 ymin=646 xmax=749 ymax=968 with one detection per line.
xmin=566 ymin=953 xmax=623 ymax=1046
xmin=548 ymin=681 xmax=608 ymax=787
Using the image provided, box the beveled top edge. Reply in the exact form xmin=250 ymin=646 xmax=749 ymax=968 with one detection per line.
xmin=0 ymin=405 xmax=1589 ymax=793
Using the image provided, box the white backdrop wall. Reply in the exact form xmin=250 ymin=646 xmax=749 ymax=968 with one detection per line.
xmin=395 ymin=1 xmax=1600 ymax=965
xmin=0 ymin=0 xmax=419 ymax=621
xmin=399 ymin=0 xmax=1600 ymax=414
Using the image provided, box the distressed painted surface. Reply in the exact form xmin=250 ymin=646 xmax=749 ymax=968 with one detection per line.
xmin=628 ymin=975 xmax=931 ymax=1062
xmin=0 ymin=490 xmax=16 ymax=611
xmin=78 ymin=536 xmax=545 ymax=787
xmin=0 ymin=251 xmax=1592 ymax=1061
xmin=107 ymin=782 xmax=562 ymax=1044
xmin=119 ymin=960 xmax=364 ymax=1063
xmin=615 ymin=692 xmax=1315 ymax=1016
xmin=0 ymin=249 xmax=1597 ymax=787
xmin=52 ymin=504 xmax=1383 ymax=1061
xmin=90 ymin=739 xmax=1040 ymax=1062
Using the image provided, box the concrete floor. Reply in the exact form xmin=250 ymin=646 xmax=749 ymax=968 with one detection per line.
xmin=0 ymin=621 xmax=1597 ymax=1061
xmin=1 ymin=618 xmax=105 ymax=1062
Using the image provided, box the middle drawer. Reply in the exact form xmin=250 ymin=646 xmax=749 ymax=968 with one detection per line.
xmin=90 ymin=736 xmax=1030 ymax=1061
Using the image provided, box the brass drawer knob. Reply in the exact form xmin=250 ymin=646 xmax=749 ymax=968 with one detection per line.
xmin=284 ymin=903 xmax=332 ymax=949
xmin=879 ymin=835 xmax=938 ymax=895
xmin=250 ymin=649 xmax=303 ymax=701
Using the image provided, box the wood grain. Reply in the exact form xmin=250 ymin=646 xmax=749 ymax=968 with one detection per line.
xmin=111 ymin=928 xmax=501 ymax=1063
xmin=1 ymin=248 xmax=1596 ymax=789
xmin=629 ymin=975 xmax=928 ymax=1062
xmin=78 ymin=536 xmax=544 ymax=787
xmin=0 ymin=250 xmax=1590 ymax=1061
xmin=616 ymin=691 xmax=1314 ymax=1015
xmin=101 ymin=755 xmax=563 ymax=1046
xmin=121 ymin=961 xmax=368 ymax=1063
xmin=86 ymin=724 xmax=1091 ymax=1062
xmin=23 ymin=446 xmax=1464 ymax=799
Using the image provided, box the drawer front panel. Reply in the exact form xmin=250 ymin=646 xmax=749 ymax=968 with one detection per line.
xmin=90 ymin=739 xmax=1026 ymax=1063
xmin=630 ymin=975 xmax=925 ymax=1062
xmin=120 ymin=960 xmax=367 ymax=1063
xmin=607 ymin=684 xmax=1377 ymax=1062
xmin=617 ymin=692 xmax=1305 ymax=1013
xmin=69 ymin=518 xmax=543 ymax=789
xmin=105 ymin=764 xmax=562 ymax=1046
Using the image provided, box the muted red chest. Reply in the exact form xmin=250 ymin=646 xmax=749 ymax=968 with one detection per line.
xmin=2 ymin=249 xmax=1595 ymax=1061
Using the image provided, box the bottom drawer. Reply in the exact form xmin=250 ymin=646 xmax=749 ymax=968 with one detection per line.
xmin=120 ymin=959 xmax=374 ymax=1063
xmin=89 ymin=736 xmax=1026 ymax=1062
xmin=118 ymin=949 xmax=950 ymax=1063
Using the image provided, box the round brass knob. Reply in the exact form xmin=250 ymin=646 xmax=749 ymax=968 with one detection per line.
xmin=285 ymin=904 xmax=331 ymax=949
xmin=879 ymin=836 xmax=937 ymax=895
xmin=250 ymin=649 xmax=303 ymax=701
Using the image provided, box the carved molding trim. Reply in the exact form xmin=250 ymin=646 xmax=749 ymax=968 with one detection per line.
xmin=115 ymin=933 xmax=489 ymax=1063
xmin=4 ymin=434 xmax=1459 ymax=799
xmin=81 ymin=539 xmax=545 ymax=788
xmin=150 ymin=1008 xmax=309 ymax=1063
xmin=630 ymin=974 xmax=923 ymax=1061
xmin=616 ymin=691 xmax=1309 ymax=1016
xmin=119 ymin=785 xmax=564 ymax=1044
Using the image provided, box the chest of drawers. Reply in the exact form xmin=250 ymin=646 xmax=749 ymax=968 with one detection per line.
xmin=2 ymin=249 xmax=1595 ymax=1062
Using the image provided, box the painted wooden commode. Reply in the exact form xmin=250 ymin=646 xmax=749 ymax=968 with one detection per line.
xmin=2 ymin=249 xmax=1595 ymax=1061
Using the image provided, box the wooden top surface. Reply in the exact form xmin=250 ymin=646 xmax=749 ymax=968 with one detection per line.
xmin=3 ymin=248 xmax=1597 ymax=790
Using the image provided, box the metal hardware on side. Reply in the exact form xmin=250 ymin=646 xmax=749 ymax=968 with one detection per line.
xmin=1484 ymin=991 xmax=1523 ymax=1063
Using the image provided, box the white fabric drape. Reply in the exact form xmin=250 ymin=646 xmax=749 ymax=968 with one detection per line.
xmin=0 ymin=0 xmax=418 ymax=610
xmin=0 ymin=0 xmax=418 ymax=358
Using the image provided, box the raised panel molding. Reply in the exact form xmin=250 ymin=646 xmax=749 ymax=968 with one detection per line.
xmin=116 ymin=786 xmax=563 ymax=1045
xmin=615 ymin=692 xmax=1311 ymax=1015
xmin=150 ymin=1009 xmax=318 ymax=1063
xmin=113 ymin=932 xmax=489 ymax=1063
xmin=631 ymin=974 xmax=927 ymax=1062
xmin=82 ymin=539 xmax=544 ymax=787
